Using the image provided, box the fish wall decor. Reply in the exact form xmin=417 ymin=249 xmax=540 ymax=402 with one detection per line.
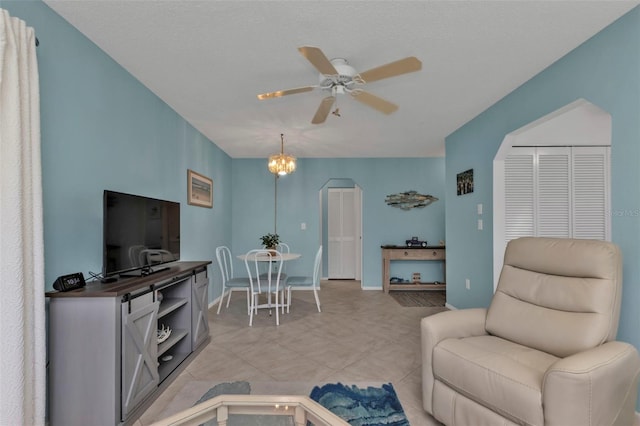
xmin=385 ymin=190 xmax=438 ymax=210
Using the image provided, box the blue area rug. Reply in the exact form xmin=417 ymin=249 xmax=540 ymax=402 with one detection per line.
xmin=194 ymin=381 xmax=409 ymax=426
xmin=310 ymin=382 xmax=409 ymax=426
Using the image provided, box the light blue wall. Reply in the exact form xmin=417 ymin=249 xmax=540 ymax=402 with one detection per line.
xmin=3 ymin=1 xmax=446 ymax=302
xmin=231 ymin=158 xmax=445 ymax=288
xmin=3 ymin=1 xmax=233 ymax=302
xmin=445 ymin=6 xmax=640 ymax=408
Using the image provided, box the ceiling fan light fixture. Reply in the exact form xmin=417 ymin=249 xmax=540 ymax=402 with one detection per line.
xmin=268 ymin=134 xmax=296 ymax=176
xmin=318 ymin=58 xmax=357 ymax=90
xmin=258 ymin=46 xmax=421 ymax=124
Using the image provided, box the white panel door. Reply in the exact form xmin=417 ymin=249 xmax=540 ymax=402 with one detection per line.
xmin=328 ymin=188 xmax=356 ymax=279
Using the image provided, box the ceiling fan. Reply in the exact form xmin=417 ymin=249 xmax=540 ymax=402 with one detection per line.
xmin=257 ymin=46 xmax=422 ymax=124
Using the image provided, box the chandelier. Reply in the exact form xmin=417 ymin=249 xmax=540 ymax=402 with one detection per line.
xmin=268 ymin=133 xmax=296 ymax=176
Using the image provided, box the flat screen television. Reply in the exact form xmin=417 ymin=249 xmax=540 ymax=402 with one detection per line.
xmin=103 ymin=190 xmax=180 ymax=277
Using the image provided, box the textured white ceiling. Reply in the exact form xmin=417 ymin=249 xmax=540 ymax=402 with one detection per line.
xmin=43 ymin=1 xmax=638 ymax=159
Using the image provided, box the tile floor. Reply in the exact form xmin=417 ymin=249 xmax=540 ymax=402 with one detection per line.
xmin=137 ymin=280 xmax=446 ymax=425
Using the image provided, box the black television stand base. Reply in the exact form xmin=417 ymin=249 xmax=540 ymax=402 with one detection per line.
xmin=120 ymin=266 xmax=170 ymax=278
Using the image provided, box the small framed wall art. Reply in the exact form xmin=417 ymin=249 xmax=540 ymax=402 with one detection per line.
xmin=457 ymin=168 xmax=474 ymax=196
xmin=187 ymin=169 xmax=213 ymax=208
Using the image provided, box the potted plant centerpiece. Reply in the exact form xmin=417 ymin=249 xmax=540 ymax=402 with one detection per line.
xmin=260 ymin=233 xmax=280 ymax=252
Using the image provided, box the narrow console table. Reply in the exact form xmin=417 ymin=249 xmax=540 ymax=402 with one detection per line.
xmin=381 ymin=245 xmax=446 ymax=293
xmin=46 ymin=261 xmax=211 ymax=426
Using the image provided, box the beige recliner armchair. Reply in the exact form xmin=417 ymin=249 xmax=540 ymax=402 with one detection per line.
xmin=422 ymin=237 xmax=640 ymax=426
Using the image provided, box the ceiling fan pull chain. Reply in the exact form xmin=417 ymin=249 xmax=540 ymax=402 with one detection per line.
xmin=332 ymin=91 xmax=341 ymax=118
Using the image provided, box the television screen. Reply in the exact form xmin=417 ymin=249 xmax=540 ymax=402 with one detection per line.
xmin=103 ymin=190 xmax=180 ymax=277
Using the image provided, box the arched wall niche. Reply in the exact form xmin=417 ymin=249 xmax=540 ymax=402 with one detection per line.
xmin=492 ymin=99 xmax=612 ymax=289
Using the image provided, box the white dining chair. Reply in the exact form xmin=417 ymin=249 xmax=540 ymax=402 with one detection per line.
xmin=244 ymin=249 xmax=286 ymax=326
xmin=259 ymin=242 xmax=290 ymax=280
xmin=215 ymin=246 xmax=251 ymax=315
xmin=284 ymin=245 xmax=322 ymax=313
xmin=277 ymin=242 xmax=290 ymax=254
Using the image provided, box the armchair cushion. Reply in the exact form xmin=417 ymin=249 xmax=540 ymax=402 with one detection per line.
xmin=433 ymin=335 xmax=558 ymax=425
xmin=486 ymin=238 xmax=622 ymax=358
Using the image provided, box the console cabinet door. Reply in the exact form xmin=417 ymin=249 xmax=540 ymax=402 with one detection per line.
xmin=121 ymin=292 xmax=159 ymax=421
xmin=191 ymin=269 xmax=209 ymax=348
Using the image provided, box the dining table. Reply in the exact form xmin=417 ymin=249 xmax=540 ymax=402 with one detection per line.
xmin=237 ymin=251 xmax=301 ymax=315
xmin=237 ymin=252 xmax=301 ymax=262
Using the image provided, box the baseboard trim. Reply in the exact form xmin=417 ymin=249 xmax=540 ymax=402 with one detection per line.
xmin=445 ymin=302 xmax=457 ymax=310
xmin=209 ymin=290 xmax=228 ymax=310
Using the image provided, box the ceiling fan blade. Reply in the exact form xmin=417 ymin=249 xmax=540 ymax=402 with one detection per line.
xmin=311 ymin=96 xmax=336 ymax=124
xmin=358 ymin=56 xmax=422 ymax=83
xmin=257 ymin=86 xmax=315 ymax=100
xmin=298 ymin=46 xmax=338 ymax=76
xmin=351 ymin=90 xmax=398 ymax=115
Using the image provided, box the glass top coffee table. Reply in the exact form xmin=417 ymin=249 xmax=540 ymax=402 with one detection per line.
xmin=150 ymin=394 xmax=348 ymax=426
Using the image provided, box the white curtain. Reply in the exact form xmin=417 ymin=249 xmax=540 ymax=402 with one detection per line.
xmin=0 ymin=9 xmax=45 ymax=426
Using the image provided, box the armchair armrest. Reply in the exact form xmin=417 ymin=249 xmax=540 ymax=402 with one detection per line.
xmin=421 ymin=308 xmax=488 ymax=413
xmin=543 ymin=341 xmax=640 ymax=426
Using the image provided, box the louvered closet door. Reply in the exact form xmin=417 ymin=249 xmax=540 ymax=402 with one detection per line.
xmin=504 ymin=149 xmax=535 ymax=242
xmin=537 ymin=147 xmax=570 ymax=237
xmin=504 ymin=146 xmax=610 ymax=243
xmin=572 ymin=147 xmax=609 ymax=240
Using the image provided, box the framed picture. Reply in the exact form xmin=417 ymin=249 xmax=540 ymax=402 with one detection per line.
xmin=187 ymin=169 xmax=213 ymax=208
xmin=457 ymin=168 xmax=474 ymax=196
